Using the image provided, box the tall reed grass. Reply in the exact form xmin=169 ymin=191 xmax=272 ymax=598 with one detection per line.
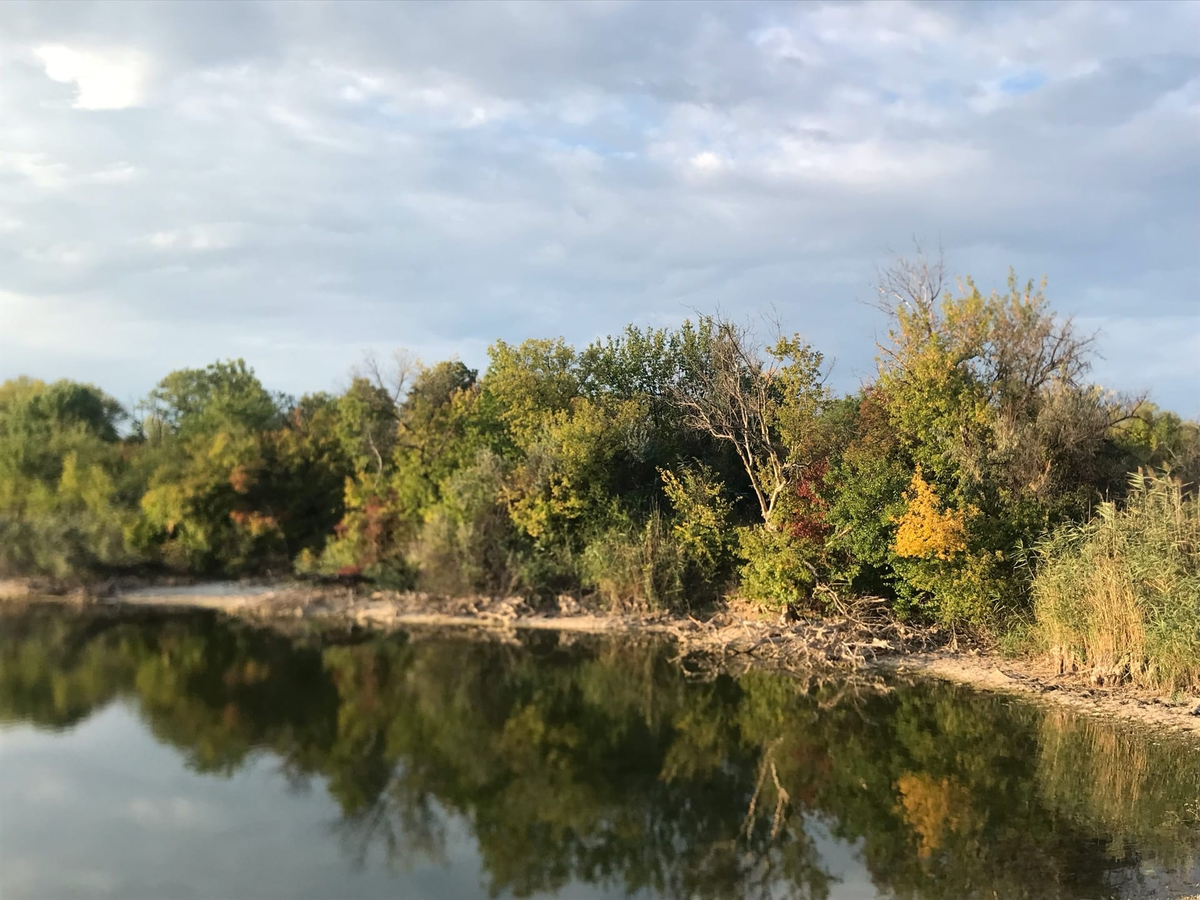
xmin=1030 ymin=470 xmax=1200 ymax=692
xmin=581 ymin=510 xmax=687 ymax=609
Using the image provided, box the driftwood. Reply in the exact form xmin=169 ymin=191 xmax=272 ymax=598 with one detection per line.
xmin=660 ymin=587 xmax=953 ymax=681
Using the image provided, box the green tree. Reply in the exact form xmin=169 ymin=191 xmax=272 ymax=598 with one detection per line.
xmin=0 ymin=378 xmax=139 ymax=577
xmin=130 ymin=360 xmax=294 ymax=574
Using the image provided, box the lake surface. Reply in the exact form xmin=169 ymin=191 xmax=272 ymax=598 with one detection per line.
xmin=2 ymin=604 xmax=1198 ymax=900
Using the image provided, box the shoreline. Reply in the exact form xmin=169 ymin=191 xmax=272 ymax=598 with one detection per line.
xmin=5 ymin=577 xmax=1199 ymax=742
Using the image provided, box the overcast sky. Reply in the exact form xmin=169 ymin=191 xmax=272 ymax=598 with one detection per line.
xmin=1 ymin=0 xmax=1197 ymax=413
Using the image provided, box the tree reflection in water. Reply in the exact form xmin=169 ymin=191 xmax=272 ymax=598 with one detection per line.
xmin=2 ymin=604 xmax=1197 ymax=899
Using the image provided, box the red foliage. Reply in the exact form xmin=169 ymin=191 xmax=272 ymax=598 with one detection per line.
xmin=787 ymin=458 xmax=830 ymax=544
xmin=229 ymin=465 xmax=254 ymax=494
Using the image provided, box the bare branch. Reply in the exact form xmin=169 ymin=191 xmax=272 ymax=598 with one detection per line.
xmin=872 ymin=245 xmax=946 ymax=319
xmin=354 ymin=349 xmax=416 ymax=414
xmin=669 ymin=314 xmax=825 ymax=528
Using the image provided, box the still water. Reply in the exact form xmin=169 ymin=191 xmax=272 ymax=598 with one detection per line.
xmin=1 ymin=604 xmax=1197 ymax=900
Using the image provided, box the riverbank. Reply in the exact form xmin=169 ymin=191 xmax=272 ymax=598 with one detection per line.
xmin=4 ymin=577 xmax=1199 ymax=740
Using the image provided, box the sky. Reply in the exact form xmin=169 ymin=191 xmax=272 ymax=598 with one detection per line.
xmin=1 ymin=0 xmax=1197 ymax=414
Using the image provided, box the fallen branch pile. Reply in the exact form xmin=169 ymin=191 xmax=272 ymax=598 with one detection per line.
xmin=663 ymin=592 xmax=955 ymax=677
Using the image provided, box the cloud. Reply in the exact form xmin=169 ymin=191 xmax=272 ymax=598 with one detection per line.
xmin=127 ymin=795 xmax=215 ymax=828
xmin=1081 ymin=314 xmax=1200 ymax=418
xmin=35 ymin=43 xmax=148 ymax=109
xmin=0 ymin=0 xmax=1195 ymax=411
xmin=23 ymin=770 xmax=73 ymax=804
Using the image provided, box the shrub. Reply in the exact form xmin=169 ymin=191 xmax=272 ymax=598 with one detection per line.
xmin=0 ymin=379 xmax=141 ymax=579
xmin=736 ymin=526 xmax=814 ymax=609
xmin=892 ymin=469 xmax=968 ymax=560
xmin=892 ymin=549 xmax=1009 ymax=627
xmin=660 ymin=464 xmax=736 ymax=598
xmin=411 ymin=450 xmax=523 ymax=596
xmin=305 ymin=478 xmax=416 ymax=588
xmin=1030 ymin=470 xmax=1200 ymax=692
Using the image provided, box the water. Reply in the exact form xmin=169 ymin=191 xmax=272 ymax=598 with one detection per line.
xmin=1 ymin=604 xmax=1197 ymax=900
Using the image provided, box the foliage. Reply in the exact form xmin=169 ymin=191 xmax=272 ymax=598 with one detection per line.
xmin=3 ymin=262 xmax=1198 ymax=659
xmin=671 ymin=316 xmax=827 ymax=529
xmin=142 ymin=358 xmax=285 ymax=437
xmin=0 ymin=378 xmax=140 ymax=578
xmin=335 ymin=376 xmax=399 ymax=484
xmin=411 ymin=450 xmax=523 ymax=596
xmin=482 ymin=338 xmax=579 ymax=448
xmin=304 ymin=477 xmax=416 ymax=586
xmin=581 ymin=509 xmax=687 ymax=609
xmin=660 ymin=463 xmax=736 ymax=592
xmin=736 ymin=525 xmax=815 ymax=607
xmin=821 ymin=391 xmax=910 ymax=596
xmin=815 ymin=261 xmax=1146 ymax=625
xmin=892 ymin=469 xmax=969 ymax=561
xmin=1109 ymin=401 xmax=1200 ymax=485
xmin=129 ymin=361 xmax=349 ymax=575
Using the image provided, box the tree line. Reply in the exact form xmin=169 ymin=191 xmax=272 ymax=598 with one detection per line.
xmin=2 ymin=260 xmax=1197 ymax=660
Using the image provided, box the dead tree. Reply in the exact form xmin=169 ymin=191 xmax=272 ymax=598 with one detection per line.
xmin=671 ymin=315 xmax=825 ymax=529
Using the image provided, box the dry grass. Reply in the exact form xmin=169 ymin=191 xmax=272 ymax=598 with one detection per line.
xmin=1030 ymin=471 xmax=1200 ymax=692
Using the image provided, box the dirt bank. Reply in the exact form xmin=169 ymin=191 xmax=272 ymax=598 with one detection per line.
xmin=6 ymin=578 xmax=1199 ymax=741
xmin=881 ymin=654 xmax=1200 ymax=739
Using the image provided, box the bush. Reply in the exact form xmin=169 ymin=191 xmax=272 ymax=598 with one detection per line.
xmin=303 ymin=478 xmax=416 ymax=588
xmin=892 ymin=549 xmax=1010 ymax=627
xmin=0 ymin=379 xmax=141 ymax=579
xmin=411 ymin=451 xmax=523 ymax=596
xmin=659 ymin=464 xmax=736 ymax=600
xmin=1030 ymin=471 xmax=1200 ymax=692
xmin=736 ymin=526 xmax=814 ymax=609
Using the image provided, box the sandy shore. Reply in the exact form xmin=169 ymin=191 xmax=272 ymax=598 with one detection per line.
xmin=6 ymin=577 xmax=1199 ymax=741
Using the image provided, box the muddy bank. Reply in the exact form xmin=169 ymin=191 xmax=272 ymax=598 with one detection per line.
xmin=5 ymin=578 xmax=1199 ymax=740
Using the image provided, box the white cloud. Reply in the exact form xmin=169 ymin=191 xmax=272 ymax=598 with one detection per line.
xmin=0 ymin=1 xmax=1193 ymax=413
xmin=0 ymin=150 xmax=70 ymax=189
xmin=146 ymin=224 xmax=240 ymax=252
xmin=266 ymin=103 xmax=361 ymax=152
xmin=0 ymin=290 xmax=157 ymax=357
xmin=23 ymin=244 xmax=94 ymax=267
xmin=35 ymin=44 xmax=149 ymax=110
xmin=688 ymin=151 xmax=726 ymax=174
xmin=86 ymin=162 xmax=140 ymax=183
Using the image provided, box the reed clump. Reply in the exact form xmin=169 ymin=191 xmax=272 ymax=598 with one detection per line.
xmin=1030 ymin=470 xmax=1200 ymax=692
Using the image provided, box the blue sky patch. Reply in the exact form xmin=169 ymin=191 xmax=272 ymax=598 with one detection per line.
xmin=999 ymin=69 xmax=1048 ymax=95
